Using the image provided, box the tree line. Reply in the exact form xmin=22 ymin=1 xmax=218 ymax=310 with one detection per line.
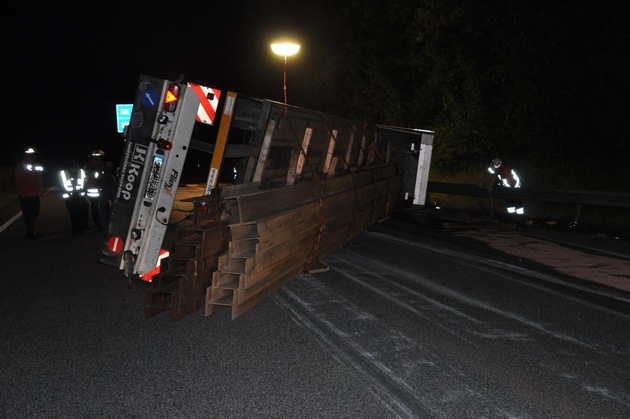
xmin=289 ymin=0 xmax=629 ymax=190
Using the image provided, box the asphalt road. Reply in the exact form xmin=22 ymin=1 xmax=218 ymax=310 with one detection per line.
xmin=1 ymin=188 xmax=630 ymax=418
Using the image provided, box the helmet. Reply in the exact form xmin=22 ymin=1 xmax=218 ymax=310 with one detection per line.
xmin=24 ymin=146 xmax=37 ymax=154
xmin=91 ymin=150 xmax=105 ymax=158
xmin=491 ymin=158 xmax=502 ymax=169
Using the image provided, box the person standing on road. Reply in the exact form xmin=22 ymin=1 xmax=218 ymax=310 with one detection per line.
xmin=15 ymin=146 xmax=44 ymax=239
xmin=59 ymin=160 xmax=89 ymax=235
xmin=487 ymin=157 xmax=524 ymax=216
xmin=99 ymin=161 xmax=117 ymax=230
xmin=84 ymin=149 xmax=106 ymax=229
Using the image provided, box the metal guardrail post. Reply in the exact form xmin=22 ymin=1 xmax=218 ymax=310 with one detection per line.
xmin=573 ymin=204 xmax=582 ymax=225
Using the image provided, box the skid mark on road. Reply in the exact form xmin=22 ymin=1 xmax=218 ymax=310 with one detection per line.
xmin=275 ymin=276 xmax=525 ymax=418
xmin=325 ymin=252 xmax=531 ymax=344
xmin=327 ymin=247 xmax=604 ymax=354
xmin=546 ymin=361 xmax=630 ymax=408
xmin=373 ymin=230 xmax=630 ymax=309
xmin=372 ymin=232 xmax=616 ymax=352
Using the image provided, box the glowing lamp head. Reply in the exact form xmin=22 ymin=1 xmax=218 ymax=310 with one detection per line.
xmin=271 ymin=41 xmax=300 ymax=57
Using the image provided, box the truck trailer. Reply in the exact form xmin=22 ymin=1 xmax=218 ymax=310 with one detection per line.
xmin=100 ymin=74 xmax=434 ymax=321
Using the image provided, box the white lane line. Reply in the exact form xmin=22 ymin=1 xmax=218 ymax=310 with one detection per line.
xmin=0 ymin=212 xmax=22 ymax=233
xmin=0 ymin=188 xmax=55 ymax=234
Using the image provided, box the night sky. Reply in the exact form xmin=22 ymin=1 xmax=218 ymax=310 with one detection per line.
xmin=3 ymin=1 xmax=322 ymax=167
xmin=4 ymin=1 xmax=629 ymax=192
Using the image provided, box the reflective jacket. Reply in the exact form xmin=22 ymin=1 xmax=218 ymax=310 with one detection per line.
xmin=60 ymin=168 xmax=86 ymax=199
xmin=84 ymin=157 xmax=105 ymax=198
xmin=487 ymin=164 xmax=521 ymax=188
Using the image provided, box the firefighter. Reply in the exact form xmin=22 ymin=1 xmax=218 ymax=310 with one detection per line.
xmin=84 ymin=150 xmax=106 ymax=229
xmin=59 ymin=160 xmax=89 ymax=235
xmin=15 ymin=146 xmax=44 ymax=239
xmin=487 ymin=157 xmax=524 ymax=215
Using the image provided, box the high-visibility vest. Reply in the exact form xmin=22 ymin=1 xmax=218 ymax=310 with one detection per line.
xmin=60 ymin=168 xmax=87 ymax=199
xmin=84 ymin=157 xmax=104 ymax=198
xmin=487 ymin=165 xmax=521 ymax=188
xmin=86 ymin=170 xmax=102 ymax=198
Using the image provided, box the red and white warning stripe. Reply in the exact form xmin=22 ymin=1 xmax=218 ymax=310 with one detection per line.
xmin=188 ymin=83 xmax=221 ymax=125
xmin=140 ymin=249 xmax=170 ymax=283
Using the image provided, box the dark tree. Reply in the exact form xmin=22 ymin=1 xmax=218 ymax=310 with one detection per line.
xmin=303 ymin=0 xmax=630 ymax=190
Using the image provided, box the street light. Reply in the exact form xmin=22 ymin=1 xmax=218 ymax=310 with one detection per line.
xmin=271 ymin=39 xmax=300 ymax=104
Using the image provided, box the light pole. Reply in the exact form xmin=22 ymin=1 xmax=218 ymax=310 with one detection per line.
xmin=271 ymin=40 xmax=300 ymax=104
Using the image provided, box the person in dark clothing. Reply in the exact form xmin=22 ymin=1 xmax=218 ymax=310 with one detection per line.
xmin=59 ymin=160 xmax=89 ymax=235
xmin=84 ymin=149 xmax=106 ymax=229
xmin=99 ymin=161 xmax=117 ymax=230
xmin=15 ymin=147 xmax=44 ymax=239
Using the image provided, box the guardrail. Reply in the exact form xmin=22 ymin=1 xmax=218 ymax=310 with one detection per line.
xmin=427 ymin=182 xmax=630 ymax=224
xmin=427 ymin=182 xmax=630 ymax=209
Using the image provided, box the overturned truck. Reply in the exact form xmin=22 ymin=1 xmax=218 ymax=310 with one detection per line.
xmin=100 ymin=75 xmax=434 ymax=321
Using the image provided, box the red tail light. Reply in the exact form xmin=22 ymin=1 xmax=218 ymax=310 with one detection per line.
xmin=164 ymin=83 xmax=180 ymax=112
xmin=157 ymin=139 xmax=173 ymax=150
